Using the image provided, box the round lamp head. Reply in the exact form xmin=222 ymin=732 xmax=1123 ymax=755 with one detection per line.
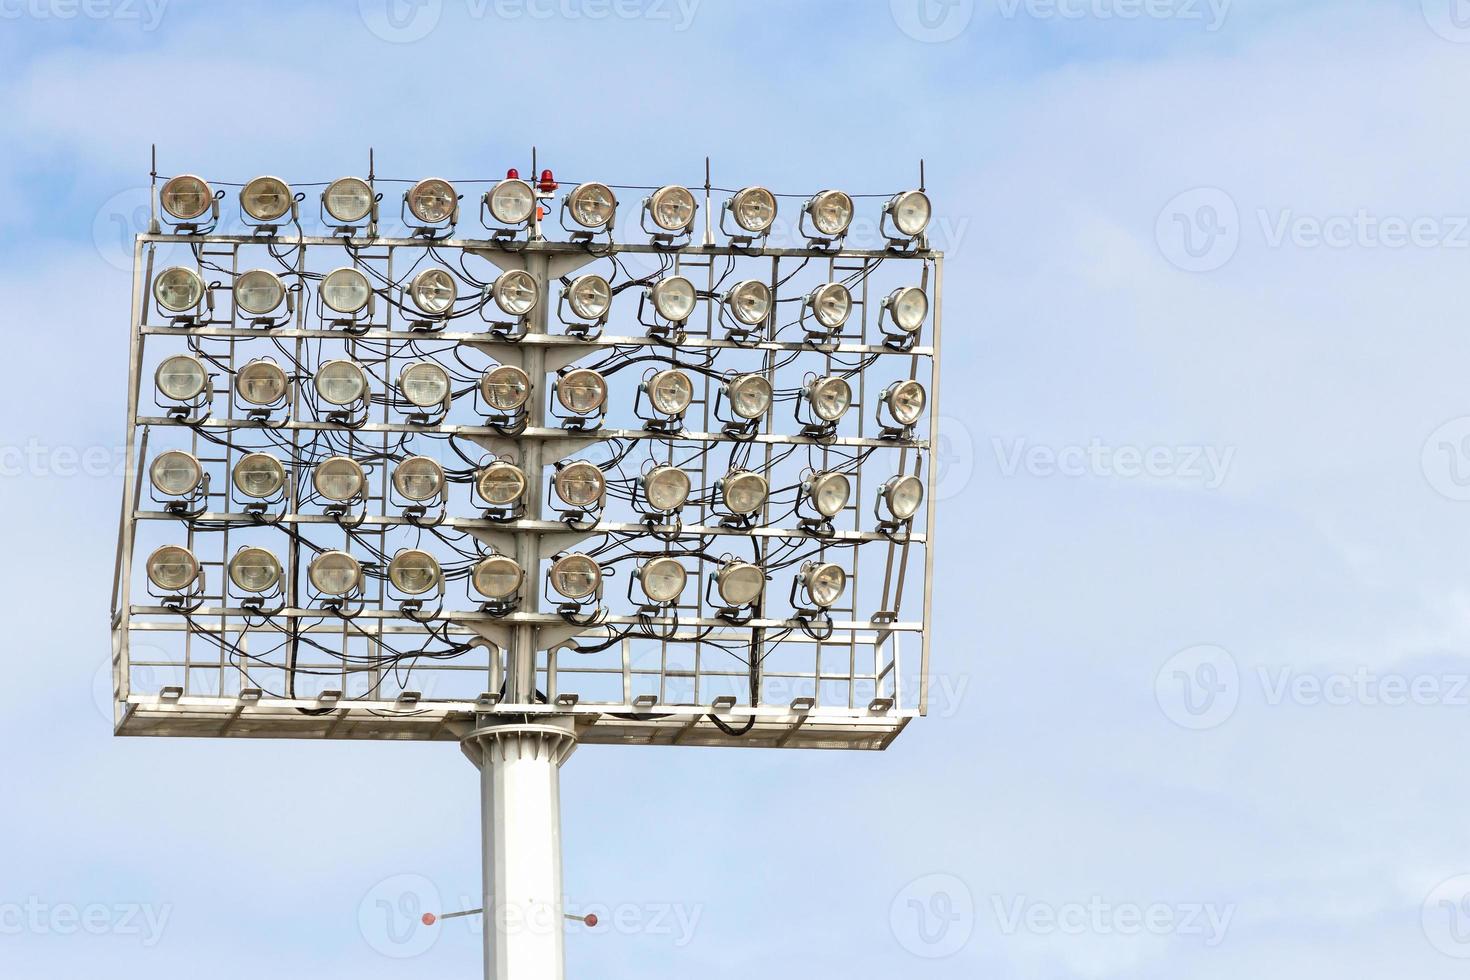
xmin=477 ymin=461 xmax=527 ymax=507
xmin=147 ymin=545 xmax=199 ymax=592
xmin=241 ymin=176 xmax=293 ymax=222
xmin=407 ymin=178 xmax=457 ymax=224
xmin=233 ymin=453 xmax=286 ymax=499
xmin=393 ymin=456 xmax=445 ymax=502
xmin=556 ymin=369 xmax=607 ymax=416
xmin=323 ymin=177 xmax=374 ymax=223
xmin=313 ymin=456 xmax=366 ymax=502
xmin=550 ymin=553 xmax=602 ymax=600
xmin=160 ymin=174 xmax=213 ymax=222
xmin=480 ymin=364 xmax=531 ymax=413
xmin=309 ymin=551 xmax=362 ymax=597
xmin=153 ymin=267 xmax=204 ymax=313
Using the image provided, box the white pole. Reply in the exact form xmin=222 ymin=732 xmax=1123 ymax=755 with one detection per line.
xmin=464 ymin=721 xmax=578 ymax=980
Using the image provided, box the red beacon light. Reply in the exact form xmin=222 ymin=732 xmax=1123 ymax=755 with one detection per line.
xmin=538 ymin=169 xmax=558 ymax=193
xmin=506 ymin=168 xmax=520 ymax=180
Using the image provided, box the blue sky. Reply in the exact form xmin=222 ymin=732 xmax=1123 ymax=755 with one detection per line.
xmin=6 ymin=0 xmax=1470 ymax=976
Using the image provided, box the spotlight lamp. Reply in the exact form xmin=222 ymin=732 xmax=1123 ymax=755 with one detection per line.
xmin=146 ymin=545 xmax=201 ymax=595
xmin=392 ymin=455 xmax=446 ymax=506
xmin=798 ymin=374 xmax=853 ymax=434
xmin=801 ymin=189 xmax=854 ymax=245
xmin=548 ymin=553 xmax=603 ymax=604
xmin=881 ymin=189 xmax=932 ymax=246
xmin=232 ymin=452 xmax=287 ymax=503
xmin=157 ymin=174 xmax=218 ymax=231
xmin=711 ymin=558 xmax=766 ymax=613
xmin=154 ymin=354 xmax=209 ymax=407
xmin=639 ymin=464 xmax=691 ymax=515
xmin=234 ymin=359 xmax=289 ymax=411
xmin=634 ymin=556 xmax=687 ymax=606
xmin=239 ymin=175 xmax=297 ymax=229
xmin=717 ymin=372 xmax=772 ymax=435
xmin=721 ymin=279 xmax=772 ymax=341
xmin=552 ymin=368 xmax=608 ymax=429
xmin=491 ymin=269 xmax=539 ymax=321
xmin=479 ymin=364 xmax=532 ymax=419
xmin=560 ymin=274 xmax=611 ymax=333
xmin=476 ymin=459 xmax=528 ymax=515
xmin=398 ymin=361 xmax=452 ymax=418
xmin=321 ymin=176 xmax=377 ymax=232
xmin=799 ymin=469 xmax=852 ymax=530
xmin=637 ymin=368 xmax=694 ymax=431
xmin=803 ymin=281 xmax=853 ymax=338
xmin=148 ymin=449 xmax=205 ymax=502
xmin=796 ymin=560 xmax=847 ymax=612
xmin=562 ymin=181 xmax=617 ymax=236
xmin=319 ymin=267 xmax=374 ymax=322
xmin=404 ymin=177 xmax=459 ymax=234
xmin=718 ymin=469 xmax=768 ymax=523
xmin=309 ymin=550 xmax=363 ymax=599
xmin=228 ymin=546 xmax=283 ymax=597
xmin=408 ymin=268 xmax=457 ymax=324
xmin=482 ymin=173 xmax=536 ymax=232
xmin=641 ymin=275 xmax=698 ymax=337
xmin=234 ymin=269 xmax=291 ymax=321
xmin=472 ymin=554 xmax=524 ymax=606
xmin=721 ymin=185 xmax=777 ymax=244
xmin=879 ymin=379 xmax=927 ymax=435
xmin=881 ymin=286 xmax=928 ymax=342
xmin=877 ymin=474 xmax=925 ymax=530
xmin=388 ymin=548 xmax=444 ymax=599
xmin=642 ymin=184 xmax=697 ymax=241
xmin=313 ymin=455 xmax=367 ymax=506
xmin=553 ymin=460 xmax=607 ymax=518
xmin=152 ymin=267 xmax=206 ymax=319
xmin=314 ymin=359 xmax=369 ymax=412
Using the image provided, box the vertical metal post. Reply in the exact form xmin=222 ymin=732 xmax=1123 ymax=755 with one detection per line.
xmin=509 ymin=251 xmax=552 ymax=704
xmin=464 ymin=720 xmax=577 ymax=980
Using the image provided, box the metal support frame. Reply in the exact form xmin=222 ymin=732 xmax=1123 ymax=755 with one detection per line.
xmin=120 ymin=166 xmax=942 ymax=980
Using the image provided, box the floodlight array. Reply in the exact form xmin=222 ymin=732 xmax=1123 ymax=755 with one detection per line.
xmin=114 ymin=164 xmax=940 ymax=747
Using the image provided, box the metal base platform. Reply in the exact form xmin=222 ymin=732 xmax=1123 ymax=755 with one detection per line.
xmin=113 ymin=695 xmax=913 ymax=750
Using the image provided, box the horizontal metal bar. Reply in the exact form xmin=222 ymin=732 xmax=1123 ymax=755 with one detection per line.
xmin=127 ymin=605 xmax=923 ymax=631
xmin=128 ymin=510 xmax=925 ymax=545
xmin=134 ymin=417 xmax=927 ymax=450
xmin=139 ymin=232 xmax=941 ymax=262
xmin=138 ymin=324 xmax=934 ymax=358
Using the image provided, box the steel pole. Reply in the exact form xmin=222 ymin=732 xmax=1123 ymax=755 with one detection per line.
xmin=463 ymin=721 xmax=578 ymax=980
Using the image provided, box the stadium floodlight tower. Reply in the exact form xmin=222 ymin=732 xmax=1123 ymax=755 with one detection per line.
xmin=112 ymin=149 xmax=942 ymax=980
